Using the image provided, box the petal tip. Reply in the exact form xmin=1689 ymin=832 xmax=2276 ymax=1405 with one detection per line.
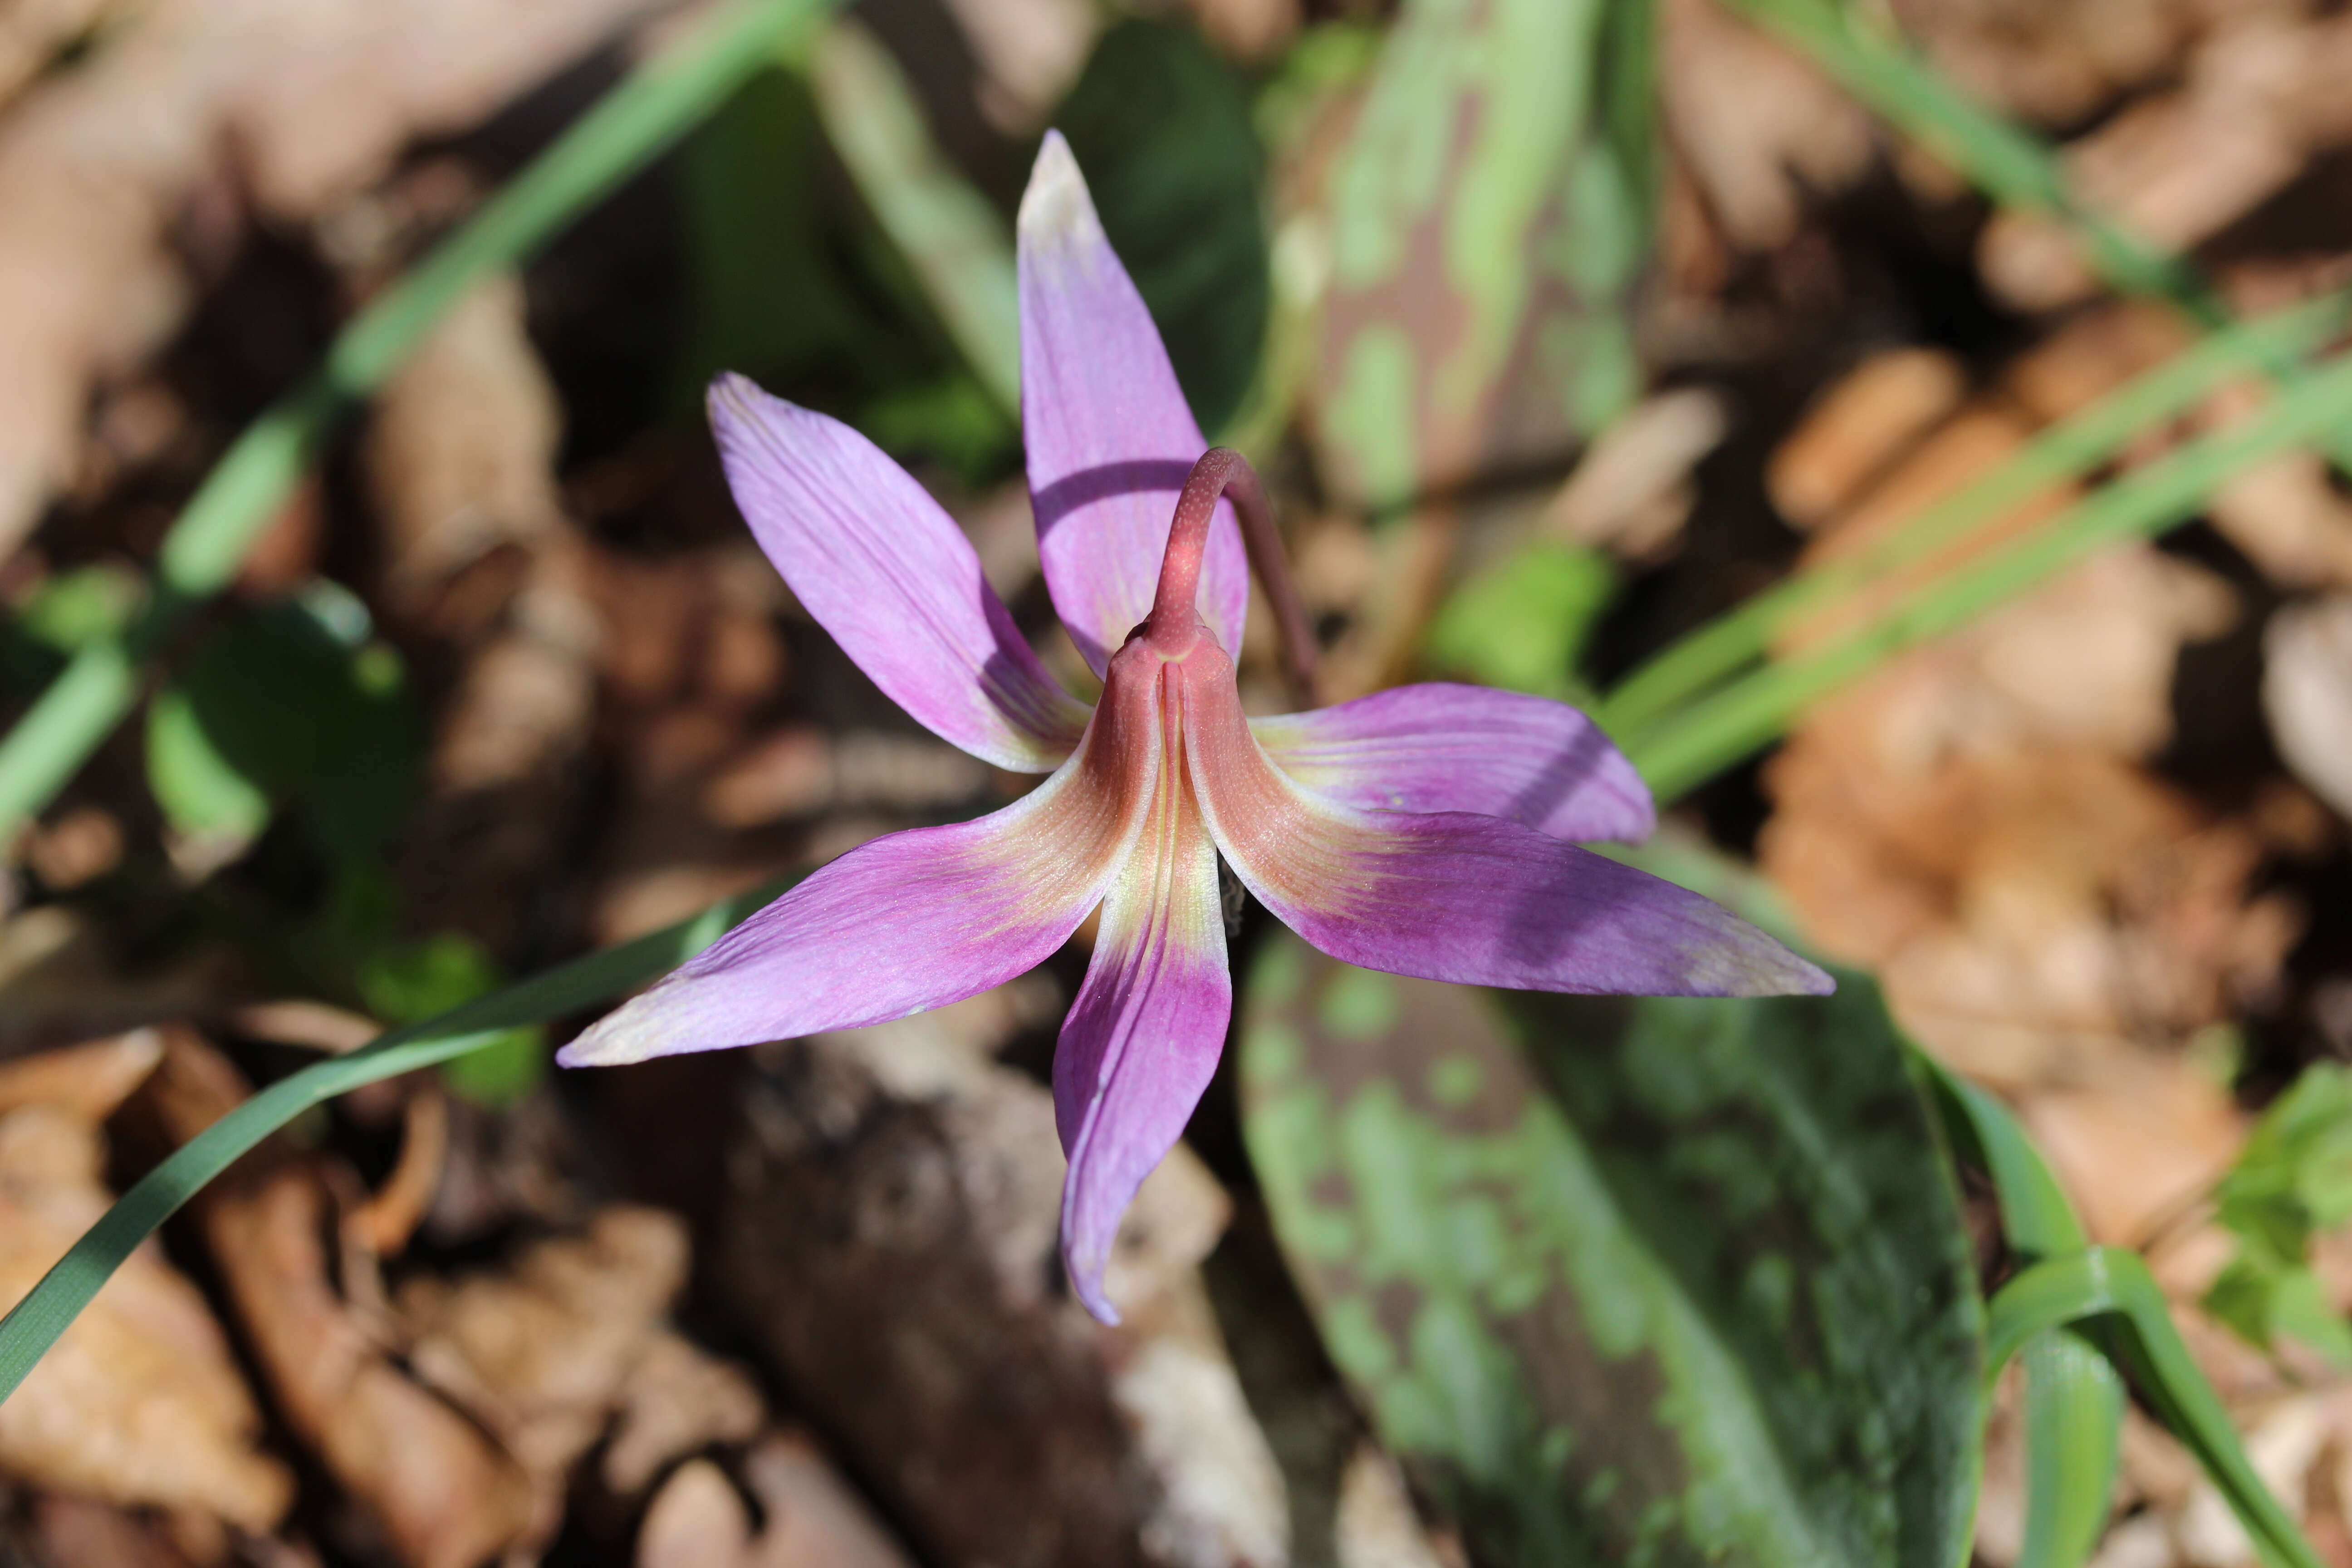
xmin=553 ymin=990 xmax=679 ymax=1069
xmin=1019 ymin=128 xmax=1102 ymax=257
xmin=1060 ymin=1225 xmax=1124 ymax=1326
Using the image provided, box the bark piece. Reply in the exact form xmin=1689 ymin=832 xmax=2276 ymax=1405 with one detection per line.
xmin=721 ymin=1017 xmax=1287 ymax=1568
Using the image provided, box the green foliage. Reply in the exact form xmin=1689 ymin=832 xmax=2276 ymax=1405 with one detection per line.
xmin=1240 ymin=938 xmax=1982 ymax=1567
xmin=1055 ymin=18 xmax=1268 ymax=436
xmin=810 ymin=20 xmax=1020 ymax=412
xmin=358 ymin=932 xmax=546 ymax=1107
xmin=2202 ymin=1064 xmax=2352 ymax=1365
xmin=1422 ymin=540 xmax=1616 ymax=700
xmin=1311 ymin=0 xmax=1654 ymax=511
xmin=16 ymin=565 xmax=144 ymax=653
xmin=144 ymin=583 xmax=420 ymax=862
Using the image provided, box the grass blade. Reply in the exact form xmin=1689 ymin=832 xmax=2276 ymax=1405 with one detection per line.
xmin=0 ymin=0 xmax=838 ymax=840
xmin=809 ymin=20 xmax=1021 ymax=413
xmin=1598 ymin=292 xmax=2352 ymax=738
xmin=0 ymin=875 xmax=798 ymax=1404
xmin=1623 ymin=347 xmax=2352 ymax=799
xmin=1989 ymin=1249 xmax=2324 ymax=1568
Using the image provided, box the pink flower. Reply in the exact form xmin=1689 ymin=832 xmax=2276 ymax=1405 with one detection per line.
xmin=559 ymin=133 xmax=1828 ymax=1321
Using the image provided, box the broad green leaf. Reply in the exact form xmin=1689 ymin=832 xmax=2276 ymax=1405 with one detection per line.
xmin=144 ymin=686 xmax=270 ymax=847
xmin=358 ymin=931 xmax=544 ymax=1107
xmin=1423 ymin=540 xmax=1616 ymax=699
xmin=1240 ymin=939 xmax=1981 ymax=1567
xmin=1311 ymin=0 xmax=1653 ymax=510
xmin=1054 ymin=18 xmax=1268 ymax=437
xmin=152 ymin=584 xmax=420 ymax=860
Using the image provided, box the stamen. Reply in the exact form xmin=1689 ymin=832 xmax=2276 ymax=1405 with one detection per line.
xmin=1143 ymin=448 xmax=1319 ymax=701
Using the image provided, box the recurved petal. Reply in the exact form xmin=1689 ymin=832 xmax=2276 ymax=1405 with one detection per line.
xmin=559 ymin=691 xmax=1160 ymax=1067
xmin=1249 ymin=682 xmax=1655 ymax=843
xmin=710 ymin=373 xmax=1091 ymax=772
xmin=1054 ymin=701 xmax=1228 ymax=1324
xmin=1019 ymin=130 xmax=1248 ymax=675
xmin=1181 ymin=650 xmax=1829 ymax=999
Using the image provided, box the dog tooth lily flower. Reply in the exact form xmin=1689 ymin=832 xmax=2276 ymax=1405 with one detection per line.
xmin=559 ymin=131 xmax=1831 ymax=1322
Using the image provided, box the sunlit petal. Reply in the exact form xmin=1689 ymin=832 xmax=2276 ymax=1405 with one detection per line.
xmin=710 ymin=373 xmax=1091 ymax=771
xmin=1250 ymin=682 xmax=1654 ymax=843
xmin=1183 ymin=648 xmax=1829 ymax=998
xmin=1018 ymin=131 xmax=1248 ymax=675
xmin=1054 ymin=653 xmax=1228 ymax=1323
xmin=559 ymin=670 xmax=1169 ymax=1066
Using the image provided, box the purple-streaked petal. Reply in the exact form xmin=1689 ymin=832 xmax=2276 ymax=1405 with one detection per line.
xmin=559 ymin=674 xmax=1168 ymax=1067
xmin=710 ymin=373 xmax=1091 ymax=772
xmin=1180 ymin=648 xmax=1830 ymax=998
xmin=1019 ymin=131 xmax=1248 ymax=675
xmin=1054 ymin=717 xmax=1228 ymax=1324
xmin=1249 ymin=682 xmax=1656 ymax=843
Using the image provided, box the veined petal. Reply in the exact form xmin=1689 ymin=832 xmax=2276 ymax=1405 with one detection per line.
xmin=1054 ymin=655 xmax=1228 ymax=1324
xmin=559 ymin=667 xmax=1167 ymax=1067
xmin=710 ymin=373 xmax=1091 ymax=772
xmin=1019 ymin=131 xmax=1248 ymax=675
xmin=1181 ymin=648 xmax=1830 ymax=998
xmin=1249 ymin=682 xmax=1655 ymax=843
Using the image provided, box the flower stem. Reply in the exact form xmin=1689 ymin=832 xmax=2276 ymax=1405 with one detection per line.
xmin=1147 ymin=448 xmax=1319 ymax=702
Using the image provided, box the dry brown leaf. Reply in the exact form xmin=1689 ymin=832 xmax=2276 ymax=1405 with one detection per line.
xmin=701 ymin=727 xmax=990 ymax=830
xmin=28 ymin=1493 xmax=201 ymax=1568
xmin=1660 ymin=0 xmax=1875 ymax=253
xmin=635 ymin=1437 xmax=921 ymax=1568
xmin=398 ymin=1206 xmax=690 ymax=1488
xmin=367 ymin=273 xmax=564 ymax=615
xmin=0 ymin=1027 xmax=160 ymax=1119
xmin=1767 ymin=349 xmax=1969 ymax=529
xmin=0 ymin=0 xmax=674 ymax=559
xmin=1541 ymin=387 xmax=1727 ymax=562
xmin=2003 ymin=302 xmax=2196 ymax=426
xmin=602 ymin=1330 xmax=765 ymax=1497
xmin=638 ymin=1458 xmax=756 ymax=1568
xmin=2264 ymin=594 xmax=2352 ymax=820
xmin=136 ymin=1029 xmax=532 ymax=1568
xmin=1762 ymin=352 xmax=2287 ymax=1095
xmin=1977 ymin=12 xmax=2352 ymax=311
xmin=0 ymin=1095 xmax=292 ymax=1532
xmin=1335 ymin=1442 xmax=1468 ymax=1568
xmin=1890 ymin=0 xmax=2228 ymax=128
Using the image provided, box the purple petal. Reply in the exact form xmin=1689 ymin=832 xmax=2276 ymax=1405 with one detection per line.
xmin=1054 ymin=744 xmax=1229 ymax=1324
xmin=1181 ymin=651 xmax=1829 ymax=998
xmin=1019 ymin=131 xmax=1248 ymax=675
xmin=1249 ymin=682 xmax=1656 ymax=843
xmin=710 ymin=373 xmax=1091 ymax=772
xmin=559 ymin=697 xmax=1162 ymax=1067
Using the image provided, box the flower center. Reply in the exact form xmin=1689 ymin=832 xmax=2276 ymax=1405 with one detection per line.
xmin=1139 ymin=447 xmax=1318 ymax=701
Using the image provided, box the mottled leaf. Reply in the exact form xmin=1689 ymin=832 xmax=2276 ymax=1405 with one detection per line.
xmin=1054 ymin=18 xmax=1268 ymax=437
xmin=1311 ymin=0 xmax=1654 ymax=510
xmin=1240 ymin=938 xmax=1981 ymax=1566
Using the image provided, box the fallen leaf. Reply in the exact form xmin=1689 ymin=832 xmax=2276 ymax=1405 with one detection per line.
xmin=2264 ymin=595 xmax=2352 ymax=821
xmin=0 ymin=1069 xmax=290 ymax=1530
xmin=134 ymin=1029 xmax=532 ymax=1568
